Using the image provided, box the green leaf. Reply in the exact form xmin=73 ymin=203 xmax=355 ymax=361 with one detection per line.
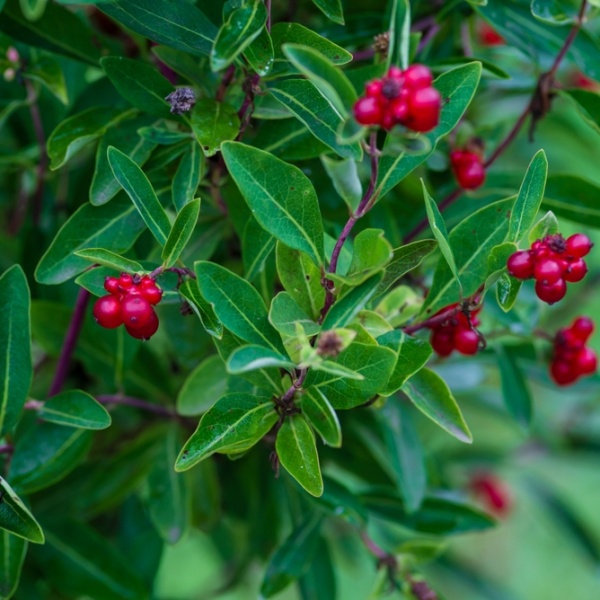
xmin=311 ymin=0 xmax=344 ymax=24
xmin=269 ymin=80 xmax=363 ymax=161
xmin=244 ymin=26 xmax=274 ymax=76
xmin=0 ymin=479 xmax=41 ymax=548
xmin=422 ymin=181 xmax=461 ymax=292
xmin=161 ymin=198 xmax=200 ymax=268
xmin=222 ymin=141 xmax=325 ymax=266
xmin=179 ymin=279 xmax=223 ymax=339
xmin=276 ymin=415 xmax=323 ymax=497
xmin=260 ymin=512 xmax=323 ymax=598
xmin=0 ymin=266 xmax=31 ymax=438
xmin=0 ymin=530 xmax=27 ymax=599
xmin=242 ymin=219 xmax=276 ymax=282
xmin=376 ymin=240 xmax=438 ymax=298
xmin=195 ymin=261 xmax=284 ymax=352
xmin=47 ymin=107 xmax=134 ymax=171
xmin=300 ymin=388 xmax=341 ymax=448
xmin=73 ymin=248 xmax=143 ymax=273
xmin=388 ymin=0 xmax=411 ymax=70
xmin=304 ymin=342 xmax=397 ymax=409
xmin=175 ymin=393 xmax=277 ymax=471
xmin=276 ymin=244 xmax=325 ymax=322
xmin=23 ymin=54 xmax=68 ymax=104
xmin=542 ymin=174 xmax=600 ymax=228
xmin=496 ymin=273 xmax=523 ymax=313
xmin=226 ymin=345 xmax=295 ymax=374
xmin=107 ymin=146 xmax=172 ymax=246
xmin=172 ymin=142 xmax=204 ymax=210
xmin=101 ymin=56 xmax=174 ymax=117
xmin=316 ymin=476 xmax=368 ymax=526
xmin=563 ymin=88 xmax=600 ymax=135
xmin=211 ymin=0 xmax=266 ymax=71
xmin=375 ymin=63 xmax=482 ymax=200
xmin=495 ymin=345 xmax=532 ymax=429
xmin=484 ymin=241 xmax=517 ymax=290
xmin=421 ymin=198 xmax=513 ymax=317
xmin=321 ymin=155 xmax=362 ymax=212
xmin=298 ymin=539 xmax=336 ymax=600
xmin=176 ymin=355 xmax=228 ymax=416
xmin=322 ymin=273 xmax=383 ymax=331
xmin=529 ymin=210 xmax=559 ymax=244
xmin=269 ymin=292 xmax=320 ymax=337
xmin=138 ymin=125 xmax=191 ymax=145
xmin=282 ymin=44 xmax=356 ymax=117
xmin=507 ymin=150 xmax=548 ymax=243
xmin=36 ymin=390 xmax=111 ymax=430
xmin=99 ymin=0 xmax=217 ymax=57
xmin=190 ymin=99 xmax=240 ymax=157
xmin=9 ymin=423 xmax=92 ymax=495
xmin=402 ymin=368 xmax=472 ymax=444
xmin=377 ymin=330 xmax=432 ymax=396
xmin=145 ymin=426 xmax=189 ymax=544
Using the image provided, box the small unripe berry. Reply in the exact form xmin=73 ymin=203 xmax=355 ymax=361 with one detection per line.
xmin=507 ymin=251 xmax=534 ymax=279
xmin=565 ymin=233 xmax=593 ymax=258
xmin=121 ymin=295 xmax=154 ymax=329
xmin=93 ymin=295 xmax=123 ymax=329
xmin=535 ymin=278 xmax=567 ymax=304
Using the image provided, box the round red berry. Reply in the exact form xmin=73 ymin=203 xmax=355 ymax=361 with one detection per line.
xmin=455 ymin=158 xmax=486 ymax=190
xmin=118 ymin=273 xmax=133 ymax=290
xmin=533 ymin=257 xmax=565 ymax=284
xmin=563 ymin=258 xmax=587 ymax=283
xmin=140 ymin=284 xmax=162 ymax=305
xmin=121 ymin=295 xmax=154 ymax=329
xmin=575 ymin=347 xmax=598 ymax=375
xmin=387 ymin=66 xmax=403 ymax=80
xmin=125 ymin=310 xmax=159 ymax=340
xmin=535 ymin=278 xmax=567 ymax=304
xmin=354 ymin=97 xmax=383 ymax=125
xmin=507 ymin=250 xmax=534 ymax=279
xmin=431 ymin=328 xmax=454 ymax=357
xmin=403 ymin=64 xmax=433 ymax=90
xmin=390 ymin=97 xmax=409 ymax=122
xmin=454 ymin=328 xmax=480 ymax=355
xmin=572 ymin=317 xmax=594 ymax=341
xmin=93 ymin=295 xmax=123 ymax=329
xmin=550 ymin=360 xmax=578 ymax=385
xmin=365 ymin=80 xmax=383 ymax=98
xmin=565 ymin=233 xmax=593 ymax=258
xmin=104 ymin=277 xmax=120 ymax=296
xmin=406 ymin=87 xmax=441 ymax=132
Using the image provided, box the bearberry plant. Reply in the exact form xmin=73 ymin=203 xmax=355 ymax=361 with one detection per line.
xmin=1 ymin=1 xmax=600 ymax=599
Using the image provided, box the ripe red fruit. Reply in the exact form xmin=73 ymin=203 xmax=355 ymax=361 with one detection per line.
xmin=354 ymin=97 xmax=383 ymax=125
xmin=430 ymin=328 xmax=454 ymax=357
xmin=572 ymin=317 xmax=594 ymax=341
xmin=575 ymin=347 xmax=598 ymax=375
xmin=535 ymin=278 xmax=567 ymax=304
xmin=121 ymin=295 xmax=154 ymax=329
xmin=387 ymin=65 xmax=403 ymax=80
xmin=140 ymin=285 xmax=163 ymax=305
xmin=365 ymin=80 xmax=383 ymax=97
xmin=507 ymin=250 xmax=534 ymax=279
xmin=470 ymin=473 xmax=511 ymax=516
xmin=104 ymin=277 xmax=120 ymax=296
xmin=565 ymin=233 xmax=593 ymax=258
xmin=406 ymin=87 xmax=441 ymax=132
xmin=93 ymin=295 xmax=123 ymax=329
xmin=550 ymin=360 xmax=578 ymax=385
xmin=454 ymin=328 xmax=480 ymax=355
xmin=564 ymin=258 xmax=587 ymax=283
xmin=118 ymin=273 xmax=133 ymax=290
xmin=403 ymin=64 xmax=433 ymax=90
xmin=455 ymin=158 xmax=486 ymax=190
xmin=533 ymin=257 xmax=565 ymax=284
xmin=125 ymin=310 xmax=159 ymax=340
xmin=479 ymin=22 xmax=504 ymax=46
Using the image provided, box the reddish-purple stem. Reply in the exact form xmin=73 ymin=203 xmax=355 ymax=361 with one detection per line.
xmin=96 ymin=394 xmax=178 ymax=418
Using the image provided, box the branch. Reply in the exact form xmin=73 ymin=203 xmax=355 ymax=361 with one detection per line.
xmin=96 ymin=394 xmax=178 ymax=418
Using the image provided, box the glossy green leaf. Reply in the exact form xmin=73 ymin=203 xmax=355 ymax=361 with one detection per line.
xmin=300 ymin=388 xmax=341 ymax=448
xmin=0 ymin=266 xmax=31 ymax=438
xmin=179 ymin=279 xmax=223 ymax=339
xmin=242 ymin=218 xmax=276 ymax=282
xmin=298 ymin=539 xmax=336 ymax=600
xmin=244 ymin=26 xmax=274 ymax=76
xmin=101 ymin=56 xmax=173 ymax=117
xmin=195 ymin=261 xmax=284 ymax=352
xmin=37 ymin=390 xmax=111 ymax=430
xmin=563 ymin=88 xmax=600 ymax=135
xmin=282 ymin=44 xmax=356 ymax=117
xmin=226 ymin=345 xmax=295 ymax=374
xmin=172 ymin=142 xmax=203 ymax=210
xmin=276 ymin=243 xmax=325 ymax=321
xmin=138 ymin=125 xmax=191 ymax=145
xmin=211 ymin=0 xmax=266 ymax=71
xmin=276 ymin=415 xmax=323 ymax=497
xmin=269 ymin=292 xmax=320 ymax=337
xmin=0 ymin=478 xmax=42 ymax=545
xmin=23 ymin=54 xmax=68 ymax=104
xmin=542 ymin=174 xmax=600 ymax=228
xmin=222 ymin=141 xmax=325 ymax=266
xmin=47 ymin=107 xmax=133 ymax=171
xmin=311 ymin=0 xmax=343 ymax=24
xmin=0 ymin=530 xmax=27 ymax=599
xmin=260 ymin=512 xmax=323 ymax=597
xmin=321 ymin=155 xmax=362 ymax=211
xmin=176 ymin=355 xmax=228 ymax=416
xmin=496 ymin=273 xmax=523 ymax=312
xmin=161 ymin=198 xmax=200 ymax=268
xmin=175 ymin=393 xmax=277 ymax=471
xmin=9 ymin=423 xmax=92 ymax=495
xmin=402 ymin=368 xmax=472 ymax=444
xmin=531 ymin=0 xmax=580 ymax=25
xmin=316 ymin=476 xmax=368 ymax=526
xmin=73 ymin=248 xmax=143 ymax=273
xmin=388 ymin=0 xmax=411 ymax=70
xmin=495 ymin=345 xmax=532 ymax=428
xmin=529 ymin=211 xmax=559 ymax=244
xmin=269 ymin=80 xmax=363 ymax=161
xmin=190 ymin=99 xmax=240 ymax=157
xmin=485 ymin=242 xmax=517 ymax=291
xmin=507 ymin=150 xmax=548 ymax=243
xmin=107 ymin=146 xmax=172 ymax=246
xmin=99 ymin=0 xmax=217 ymax=57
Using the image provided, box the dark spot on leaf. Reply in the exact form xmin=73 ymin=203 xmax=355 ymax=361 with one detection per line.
xmin=305 ymin=275 xmax=310 ymax=281
xmin=290 ymin=186 xmax=295 ymax=190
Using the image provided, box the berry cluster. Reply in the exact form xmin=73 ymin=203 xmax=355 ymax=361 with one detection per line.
xmin=507 ymin=233 xmax=593 ymax=304
xmin=428 ymin=304 xmax=482 ymax=357
xmin=550 ymin=317 xmax=597 ymax=385
xmin=353 ymin=64 xmax=441 ymax=133
xmin=450 ymin=148 xmax=486 ymax=190
xmin=93 ymin=273 xmax=162 ymax=340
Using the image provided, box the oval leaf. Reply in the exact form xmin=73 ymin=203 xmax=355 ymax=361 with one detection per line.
xmin=0 ymin=478 xmax=44 ymax=544
xmin=177 ymin=355 xmax=228 ymax=416
xmin=227 ymin=345 xmax=295 ymax=374
xmin=38 ymin=390 xmax=112 ymax=430
xmin=190 ymin=99 xmax=240 ymax=157
xmin=300 ymin=388 xmax=341 ymax=448
xmin=73 ymin=248 xmax=143 ymax=273
xmin=161 ymin=198 xmax=201 ymax=268
xmin=0 ymin=530 xmax=27 ymax=599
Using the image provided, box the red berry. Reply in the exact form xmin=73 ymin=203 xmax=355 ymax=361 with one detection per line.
xmin=572 ymin=317 xmax=594 ymax=341
xmin=353 ymin=97 xmax=383 ymax=125
xmin=390 ymin=97 xmax=409 ymax=122
xmin=365 ymin=80 xmax=383 ymax=98
xmin=550 ymin=360 xmax=578 ymax=385
xmin=479 ymin=23 xmax=504 ymax=46
xmin=454 ymin=328 xmax=480 ymax=355
xmin=507 ymin=251 xmax=534 ymax=279
xmin=140 ymin=284 xmax=163 ymax=305
xmin=564 ymin=258 xmax=587 ymax=283
xmin=535 ymin=278 xmax=567 ymax=304
xmin=431 ymin=328 xmax=454 ymax=357
xmin=387 ymin=66 xmax=403 ymax=80
xmin=565 ymin=233 xmax=593 ymax=258
xmin=118 ymin=273 xmax=133 ymax=290
xmin=93 ymin=295 xmax=123 ymax=329
xmin=575 ymin=347 xmax=598 ymax=375
xmin=470 ymin=474 xmax=511 ymax=516
xmin=380 ymin=112 xmax=396 ymax=131
xmin=533 ymin=258 xmax=565 ymax=284
xmin=454 ymin=158 xmax=486 ymax=190
xmin=406 ymin=87 xmax=441 ymax=132
xmin=121 ymin=295 xmax=154 ymax=329
xmin=403 ymin=64 xmax=433 ymax=90
xmin=125 ymin=310 xmax=159 ymax=340
xmin=104 ymin=277 xmax=120 ymax=296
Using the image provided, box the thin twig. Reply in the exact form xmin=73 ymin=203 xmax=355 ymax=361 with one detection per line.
xmin=265 ymin=0 xmax=272 ymax=32
xmin=96 ymin=394 xmax=178 ymax=418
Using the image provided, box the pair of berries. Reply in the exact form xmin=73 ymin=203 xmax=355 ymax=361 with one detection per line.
xmin=92 ymin=273 xmax=162 ymax=340
xmin=550 ymin=317 xmax=597 ymax=386
xmin=353 ymin=64 xmax=441 ymax=132
xmin=429 ymin=304 xmax=482 ymax=357
xmin=450 ymin=149 xmax=486 ymax=190
xmin=507 ymin=233 xmax=592 ymax=304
